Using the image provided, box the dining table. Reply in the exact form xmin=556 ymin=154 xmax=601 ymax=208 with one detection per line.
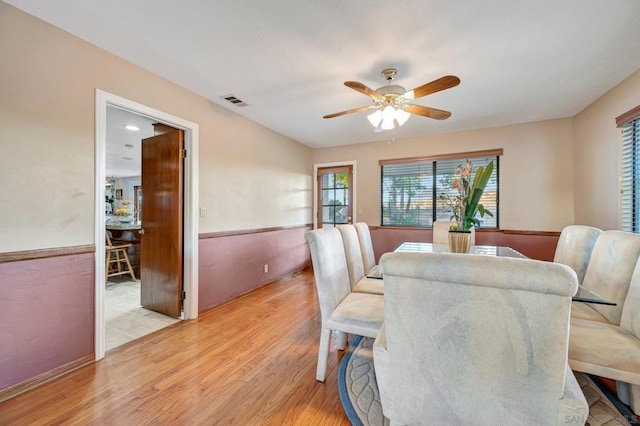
xmin=367 ymin=242 xmax=615 ymax=306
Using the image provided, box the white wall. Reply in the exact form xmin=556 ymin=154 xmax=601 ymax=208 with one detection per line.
xmin=0 ymin=3 xmax=312 ymax=252
xmin=573 ymin=69 xmax=640 ymax=230
xmin=312 ymin=118 xmax=575 ymax=232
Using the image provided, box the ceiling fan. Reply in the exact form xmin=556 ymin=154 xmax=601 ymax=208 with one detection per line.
xmin=323 ymin=68 xmax=460 ymax=132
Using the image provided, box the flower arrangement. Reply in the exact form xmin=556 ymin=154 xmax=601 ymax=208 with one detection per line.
xmin=440 ymin=159 xmax=494 ymax=231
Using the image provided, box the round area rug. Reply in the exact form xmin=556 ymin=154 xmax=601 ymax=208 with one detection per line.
xmin=339 ymin=336 xmax=637 ymax=426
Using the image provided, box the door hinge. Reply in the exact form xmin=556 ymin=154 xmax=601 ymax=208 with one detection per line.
xmin=182 ymin=291 xmax=186 ymax=300
xmin=181 ymin=149 xmax=187 ymax=158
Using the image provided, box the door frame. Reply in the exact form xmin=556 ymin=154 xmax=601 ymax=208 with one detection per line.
xmin=94 ymin=89 xmax=200 ymax=360
xmin=313 ymin=161 xmax=357 ymax=229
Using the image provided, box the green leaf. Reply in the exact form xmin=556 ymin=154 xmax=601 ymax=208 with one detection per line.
xmin=463 ymin=161 xmax=494 ymax=229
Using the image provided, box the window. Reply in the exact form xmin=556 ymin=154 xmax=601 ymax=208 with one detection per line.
xmin=317 ymin=166 xmax=353 ymax=228
xmin=618 ymin=105 xmax=640 ymax=232
xmin=380 ymin=150 xmax=501 ymax=228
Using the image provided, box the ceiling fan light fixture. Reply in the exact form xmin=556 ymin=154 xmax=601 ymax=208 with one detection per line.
xmin=395 ymin=108 xmax=411 ymax=126
xmin=381 ymin=105 xmax=396 ymax=121
xmin=368 ymin=105 xmax=409 ymax=131
xmin=367 ymin=110 xmax=383 ymax=127
xmin=381 ymin=107 xmax=396 ymax=130
xmin=381 ymin=118 xmax=395 ymax=130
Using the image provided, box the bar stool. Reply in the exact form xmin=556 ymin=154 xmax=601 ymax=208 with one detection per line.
xmin=105 ymin=231 xmax=136 ymax=282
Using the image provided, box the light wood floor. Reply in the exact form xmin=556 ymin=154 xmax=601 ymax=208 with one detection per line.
xmin=0 ymin=269 xmax=351 ymax=425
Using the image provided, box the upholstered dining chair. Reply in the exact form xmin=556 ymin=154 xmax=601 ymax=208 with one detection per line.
xmin=569 ymin=256 xmax=640 ymax=415
xmin=305 ymin=227 xmax=384 ymax=382
xmin=432 ymin=220 xmax=476 ymax=245
xmin=373 ymin=252 xmax=588 ymax=425
xmin=337 ymin=224 xmax=383 ymax=295
xmin=353 ymin=222 xmax=377 ymax=275
xmin=568 ymin=231 xmax=640 ymax=415
xmin=553 ymin=225 xmax=602 ymax=286
xmin=571 ymin=230 xmax=640 ymax=324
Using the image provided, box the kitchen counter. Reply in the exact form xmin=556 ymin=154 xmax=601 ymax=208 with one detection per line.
xmin=106 ymin=220 xmax=141 ymax=231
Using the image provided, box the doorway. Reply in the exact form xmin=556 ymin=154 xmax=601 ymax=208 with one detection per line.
xmin=95 ymin=90 xmax=199 ymax=361
xmin=316 ymin=165 xmax=353 ymax=227
xmin=313 ymin=161 xmax=357 ymax=229
xmin=104 ymin=108 xmax=183 ymax=350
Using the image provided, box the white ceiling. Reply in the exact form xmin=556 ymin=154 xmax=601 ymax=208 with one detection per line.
xmin=6 ymin=0 xmax=640 ymax=148
xmin=106 ymin=106 xmax=154 ymax=178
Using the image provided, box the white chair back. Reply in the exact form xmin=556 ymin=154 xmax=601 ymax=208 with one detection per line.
xmin=337 ymin=225 xmax=365 ymax=288
xmin=377 ymin=252 xmax=583 ymax=425
xmin=582 ymin=230 xmax=640 ymax=325
xmin=621 ymin=256 xmax=640 ymax=338
xmin=554 ymin=225 xmax=602 ymax=285
xmin=353 ymin=222 xmax=376 ymax=273
xmin=305 ymin=228 xmax=351 ymax=323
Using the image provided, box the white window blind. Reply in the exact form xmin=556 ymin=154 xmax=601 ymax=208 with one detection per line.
xmin=381 ymin=161 xmax=434 ymax=227
xmin=620 ymin=115 xmax=640 ymax=232
xmin=380 ymin=151 xmax=500 ymax=228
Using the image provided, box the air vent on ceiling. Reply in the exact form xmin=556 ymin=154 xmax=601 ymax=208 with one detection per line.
xmin=220 ymin=94 xmax=248 ymax=107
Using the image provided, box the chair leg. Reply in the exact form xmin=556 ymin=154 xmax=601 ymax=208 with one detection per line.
xmin=316 ymin=328 xmax=331 ymax=382
xmin=629 ymin=384 xmax=640 ymax=416
xmin=336 ymin=331 xmax=347 ymax=351
xmin=123 ymin=250 xmax=136 ymax=280
xmin=617 ymin=381 xmax=630 ymax=405
xmin=105 ymin=252 xmax=110 ymax=283
xmin=617 ymin=381 xmax=640 ymax=415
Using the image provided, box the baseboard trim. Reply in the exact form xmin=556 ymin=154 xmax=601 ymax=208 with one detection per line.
xmin=0 ymin=353 xmax=95 ymax=403
xmin=199 ymin=224 xmax=312 ymax=239
xmin=0 ymin=244 xmax=96 ymax=264
xmin=198 ymin=265 xmax=311 ymax=316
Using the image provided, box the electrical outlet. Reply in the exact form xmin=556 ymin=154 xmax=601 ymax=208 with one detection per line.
xmin=263 ymin=264 xmax=269 ymax=273
xmin=199 ymin=207 xmax=207 ymax=218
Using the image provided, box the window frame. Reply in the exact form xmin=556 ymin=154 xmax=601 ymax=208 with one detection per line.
xmin=317 ymin=165 xmax=353 ymax=228
xmin=379 ymin=149 xmax=502 ymax=229
xmin=617 ymin=105 xmax=640 ymax=232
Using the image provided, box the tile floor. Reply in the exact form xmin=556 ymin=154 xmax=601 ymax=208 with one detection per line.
xmin=105 ymin=279 xmax=181 ymax=351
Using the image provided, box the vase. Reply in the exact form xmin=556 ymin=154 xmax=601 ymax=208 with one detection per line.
xmin=448 ymin=230 xmax=471 ymax=253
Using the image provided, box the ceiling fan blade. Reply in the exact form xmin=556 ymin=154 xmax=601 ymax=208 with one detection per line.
xmin=344 ymin=81 xmax=385 ymax=100
xmin=407 ymin=75 xmax=460 ymax=100
xmin=323 ymin=105 xmax=373 ymax=119
xmin=405 ymin=104 xmax=452 ymax=120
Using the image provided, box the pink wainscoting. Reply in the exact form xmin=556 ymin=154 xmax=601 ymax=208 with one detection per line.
xmin=474 ymin=231 xmax=560 ymax=261
xmin=198 ymin=225 xmax=312 ymax=311
xmin=0 ymin=253 xmax=95 ymax=390
xmin=370 ymin=227 xmax=560 ymax=262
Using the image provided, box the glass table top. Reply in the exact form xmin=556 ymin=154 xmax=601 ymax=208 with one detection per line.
xmin=366 ymin=242 xmax=615 ymax=305
xmin=394 ymin=242 xmax=526 ymax=258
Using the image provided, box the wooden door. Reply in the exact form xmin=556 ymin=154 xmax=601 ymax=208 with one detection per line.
xmin=317 ymin=166 xmax=353 ymax=228
xmin=140 ymin=129 xmax=184 ymax=318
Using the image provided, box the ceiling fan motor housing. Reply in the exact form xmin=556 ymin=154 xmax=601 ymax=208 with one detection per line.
xmin=376 ymin=85 xmax=406 ymax=96
xmin=374 ymin=84 xmax=409 ymax=108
